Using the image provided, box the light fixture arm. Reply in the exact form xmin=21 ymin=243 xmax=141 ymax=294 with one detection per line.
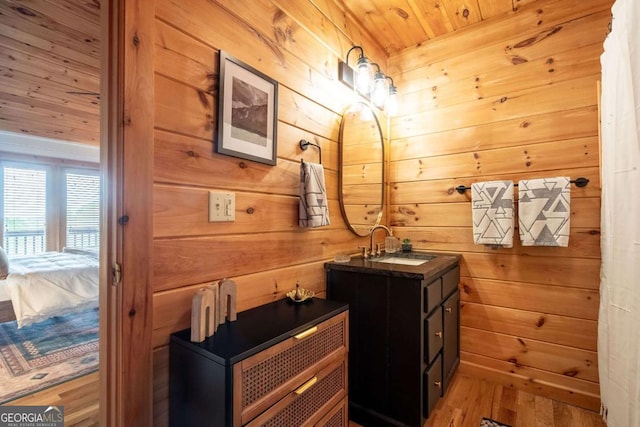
xmin=345 ymin=46 xmax=365 ymax=66
xmin=385 ymin=76 xmax=397 ymax=92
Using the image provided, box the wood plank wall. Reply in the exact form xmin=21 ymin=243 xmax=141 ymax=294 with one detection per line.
xmin=387 ymin=0 xmax=612 ymax=412
xmin=149 ymin=1 xmax=386 ymax=425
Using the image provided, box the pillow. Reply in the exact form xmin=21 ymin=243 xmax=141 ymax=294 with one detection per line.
xmin=0 ymin=247 xmax=8 ymax=279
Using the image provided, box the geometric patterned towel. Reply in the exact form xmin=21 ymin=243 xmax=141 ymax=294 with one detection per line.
xmin=471 ymin=180 xmax=514 ymax=247
xmin=481 ymin=418 xmax=512 ymax=427
xmin=518 ymin=177 xmax=570 ymax=246
xmin=298 ymin=161 xmax=330 ymax=228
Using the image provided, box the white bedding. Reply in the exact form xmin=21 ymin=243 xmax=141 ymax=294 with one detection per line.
xmin=0 ymin=279 xmax=9 ymax=302
xmin=4 ymin=251 xmax=99 ymax=328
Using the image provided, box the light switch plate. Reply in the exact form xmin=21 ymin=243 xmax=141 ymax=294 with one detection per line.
xmin=209 ymin=191 xmax=235 ymax=222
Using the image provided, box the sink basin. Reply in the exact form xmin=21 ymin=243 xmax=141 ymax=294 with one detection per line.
xmin=368 ymin=252 xmax=436 ymax=266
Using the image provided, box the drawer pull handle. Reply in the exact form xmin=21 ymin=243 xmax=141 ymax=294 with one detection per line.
xmin=294 ymin=376 xmax=318 ymax=395
xmin=435 ymin=331 xmax=443 ymax=338
xmin=294 ymin=326 xmax=318 ymax=340
xmin=445 ymin=307 xmax=452 ymax=313
xmin=434 ymin=381 xmax=442 ymax=388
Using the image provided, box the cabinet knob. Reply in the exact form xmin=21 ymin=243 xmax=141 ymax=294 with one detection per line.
xmin=435 ymin=331 xmax=443 ymax=338
xmin=434 ymin=381 xmax=442 ymax=388
xmin=445 ymin=307 xmax=452 ymax=313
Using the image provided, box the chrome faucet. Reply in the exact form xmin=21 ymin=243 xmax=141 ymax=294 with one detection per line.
xmin=369 ymin=224 xmax=393 ymax=257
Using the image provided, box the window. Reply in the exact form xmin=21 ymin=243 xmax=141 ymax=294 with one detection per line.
xmin=1 ymin=161 xmax=100 ymax=256
xmin=65 ymin=171 xmax=100 ymax=250
xmin=2 ymin=166 xmax=48 ymax=255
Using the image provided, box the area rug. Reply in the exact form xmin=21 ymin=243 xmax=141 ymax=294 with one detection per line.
xmin=481 ymin=418 xmax=512 ymax=427
xmin=0 ymin=308 xmax=98 ymax=403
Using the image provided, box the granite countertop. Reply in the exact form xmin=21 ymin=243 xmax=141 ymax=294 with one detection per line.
xmin=325 ymin=250 xmax=461 ymax=282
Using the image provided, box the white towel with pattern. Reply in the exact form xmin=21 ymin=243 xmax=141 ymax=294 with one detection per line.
xmin=299 ymin=162 xmax=330 ymax=228
xmin=471 ymin=180 xmax=514 ymax=247
xmin=518 ymin=177 xmax=570 ymax=246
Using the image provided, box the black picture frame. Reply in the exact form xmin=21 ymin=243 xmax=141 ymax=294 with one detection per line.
xmin=215 ymin=51 xmax=278 ymax=166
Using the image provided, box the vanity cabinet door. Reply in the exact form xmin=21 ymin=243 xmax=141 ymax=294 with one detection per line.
xmin=388 ymin=277 xmax=423 ymax=427
xmin=442 ymin=290 xmax=460 ymax=394
xmin=327 ymin=270 xmax=388 ymax=412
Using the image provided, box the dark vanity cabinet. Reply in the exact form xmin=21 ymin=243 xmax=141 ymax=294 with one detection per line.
xmin=325 ymin=254 xmax=460 ymax=427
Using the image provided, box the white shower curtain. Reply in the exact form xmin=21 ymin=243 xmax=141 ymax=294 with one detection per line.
xmin=598 ymin=0 xmax=640 ymax=425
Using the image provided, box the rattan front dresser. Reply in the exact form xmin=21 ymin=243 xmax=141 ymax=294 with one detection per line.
xmin=170 ymin=298 xmax=349 ymax=427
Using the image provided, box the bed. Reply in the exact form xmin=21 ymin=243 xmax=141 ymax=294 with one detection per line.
xmin=0 ymin=249 xmax=99 ymax=328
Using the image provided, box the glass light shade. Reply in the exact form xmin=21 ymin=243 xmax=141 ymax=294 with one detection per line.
xmin=354 ymin=58 xmax=373 ymax=95
xmin=385 ymin=91 xmax=398 ymax=116
xmin=371 ymin=73 xmax=389 ymax=108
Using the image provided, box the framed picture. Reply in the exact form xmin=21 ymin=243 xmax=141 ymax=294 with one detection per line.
xmin=216 ymin=51 xmax=278 ymax=165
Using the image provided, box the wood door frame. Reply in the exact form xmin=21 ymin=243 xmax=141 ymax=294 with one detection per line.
xmin=100 ymin=0 xmax=154 ymax=425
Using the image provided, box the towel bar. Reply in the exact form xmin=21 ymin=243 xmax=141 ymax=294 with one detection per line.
xmin=455 ymin=177 xmax=589 ymax=195
xmin=300 ymin=139 xmax=322 ymax=164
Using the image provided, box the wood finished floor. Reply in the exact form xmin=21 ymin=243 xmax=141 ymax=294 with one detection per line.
xmin=349 ymin=373 xmax=606 ymax=427
xmin=5 ymin=371 xmax=99 ymax=427
xmin=4 ymin=370 xmax=605 ymax=427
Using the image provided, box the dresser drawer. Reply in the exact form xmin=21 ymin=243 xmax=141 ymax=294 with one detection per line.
xmin=315 ymin=398 xmax=348 ymax=427
xmin=424 ymin=306 xmax=443 ymax=364
xmin=423 ymin=355 xmax=442 ymax=417
xmin=245 ymin=358 xmax=347 ymax=427
xmin=424 ymin=278 xmax=442 ymax=314
xmin=442 ymin=266 xmax=459 ymax=298
xmin=234 ymin=311 xmax=348 ymax=426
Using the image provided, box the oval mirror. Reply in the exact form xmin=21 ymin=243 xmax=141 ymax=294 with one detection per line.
xmin=338 ymin=102 xmax=384 ymax=236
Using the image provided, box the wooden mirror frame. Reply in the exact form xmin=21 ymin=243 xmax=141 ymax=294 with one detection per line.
xmin=338 ymin=102 xmax=385 ymax=237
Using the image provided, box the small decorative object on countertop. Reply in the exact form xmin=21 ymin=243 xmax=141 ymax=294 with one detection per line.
xmin=218 ymin=278 xmax=237 ymax=324
xmin=402 ymin=238 xmax=412 ymax=252
xmin=287 ymin=281 xmax=315 ymax=303
xmin=190 ymin=279 xmax=238 ymax=342
xmin=385 ymin=236 xmax=400 ymax=253
xmin=191 ymin=288 xmax=216 ymax=343
xmin=334 ymin=252 xmax=352 ymax=263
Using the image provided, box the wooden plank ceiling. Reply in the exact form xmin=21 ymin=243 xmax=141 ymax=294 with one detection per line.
xmin=0 ymin=0 xmax=534 ymax=147
xmin=0 ymin=0 xmax=101 ymax=146
xmin=340 ymin=0 xmax=538 ymax=54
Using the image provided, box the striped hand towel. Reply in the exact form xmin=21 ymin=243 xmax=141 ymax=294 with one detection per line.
xmin=471 ymin=180 xmax=514 ymax=248
xmin=299 ymin=161 xmax=330 ymax=228
xmin=518 ymin=177 xmax=570 ymax=246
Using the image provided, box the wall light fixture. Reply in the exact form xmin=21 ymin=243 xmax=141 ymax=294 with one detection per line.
xmin=338 ymin=46 xmax=374 ymax=95
xmin=385 ymin=77 xmax=398 ymax=116
xmin=371 ymin=63 xmax=388 ymax=109
xmin=338 ymin=46 xmax=399 ymax=115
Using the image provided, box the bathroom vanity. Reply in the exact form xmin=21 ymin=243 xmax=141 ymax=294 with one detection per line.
xmin=169 ymin=298 xmax=349 ymax=427
xmin=325 ymin=251 xmax=460 ymax=427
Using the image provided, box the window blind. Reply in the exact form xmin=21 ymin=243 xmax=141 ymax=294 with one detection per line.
xmin=3 ymin=167 xmax=47 ymax=255
xmin=65 ymin=172 xmax=100 ymax=249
